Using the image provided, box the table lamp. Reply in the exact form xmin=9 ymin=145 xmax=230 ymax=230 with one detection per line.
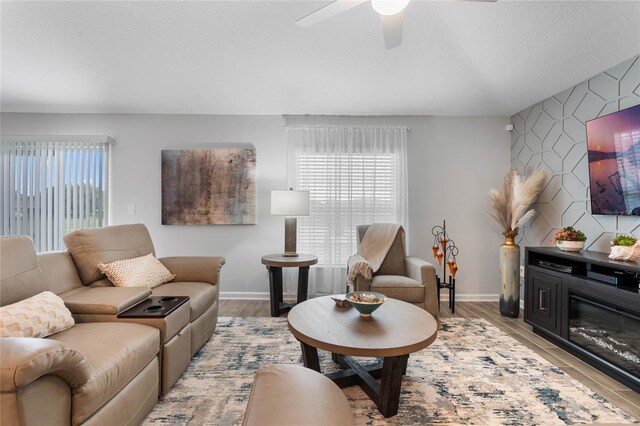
xmin=271 ymin=188 xmax=310 ymax=257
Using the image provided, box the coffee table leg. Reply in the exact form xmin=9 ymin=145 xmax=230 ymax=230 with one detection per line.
xmin=400 ymin=355 xmax=408 ymax=375
xmin=300 ymin=342 xmax=321 ymax=372
xmin=267 ymin=266 xmax=283 ymax=317
xmin=379 ymin=355 xmax=408 ymax=418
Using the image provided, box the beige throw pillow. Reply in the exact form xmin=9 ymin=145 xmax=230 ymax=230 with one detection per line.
xmin=0 ymin=291 xmax=75 ymax=338
xmin=98 ymin=253 xmax=175 ymax=289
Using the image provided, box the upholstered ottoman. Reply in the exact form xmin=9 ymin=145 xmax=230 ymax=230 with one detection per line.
xmin=242 ymin=364 xmax=354 ymax=426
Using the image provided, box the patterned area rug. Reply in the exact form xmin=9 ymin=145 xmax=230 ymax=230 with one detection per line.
xmin=144 ymin=317 xmax=637 ymax=425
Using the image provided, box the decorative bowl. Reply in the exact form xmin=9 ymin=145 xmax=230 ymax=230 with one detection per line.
xmin=345 ymin=291 xmax=386 ymax=317
xmin=556 ymin=241 xmax=584 ymax=252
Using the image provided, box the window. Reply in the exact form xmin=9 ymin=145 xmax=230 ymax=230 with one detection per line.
xmin=1 ymin=136 xmax=111 ymax=251
xmin=296 ymin=152 xmax=402 ymax=263
xmin=287 ymin=125 xmax=408 ymax=294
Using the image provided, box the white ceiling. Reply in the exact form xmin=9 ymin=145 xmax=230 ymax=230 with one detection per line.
xmin=2 ymin=1 xmax=639 ymax=116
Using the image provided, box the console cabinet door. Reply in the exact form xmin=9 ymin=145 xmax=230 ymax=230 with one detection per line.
xmin=527 ymin=269 xmax=561 ymax=333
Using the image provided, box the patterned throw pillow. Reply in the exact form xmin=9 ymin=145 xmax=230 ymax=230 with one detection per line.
xmin=0 ymin=291 xmax=75 ymax=338
xmin=98 ymin=253 xmax=175 ymax=289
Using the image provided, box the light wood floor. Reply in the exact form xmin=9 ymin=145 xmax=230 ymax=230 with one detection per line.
xmin=219 ymin=300 xmax=640 ymax=419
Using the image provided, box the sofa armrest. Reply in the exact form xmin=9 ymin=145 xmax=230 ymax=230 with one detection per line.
xmin=0 ymin=338 xmax=90 ymax=391
xmin=61 ymin=287 xmax=151 ymax=315
xmin=159 ymin=256 xmax=226 ymax=285
xmin=405 ymin=256 xmax=440 ymax=322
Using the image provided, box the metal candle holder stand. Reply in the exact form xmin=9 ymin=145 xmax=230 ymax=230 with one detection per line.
xmin=431 ymin=220 xmax=459 ymax=313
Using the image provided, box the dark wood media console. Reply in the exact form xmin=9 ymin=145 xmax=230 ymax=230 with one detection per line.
xmin=524 ymin=247 xmax=640 ymax=392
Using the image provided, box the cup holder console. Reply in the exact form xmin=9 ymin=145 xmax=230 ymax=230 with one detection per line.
xmin=118 ymin=296 xmax=190 ymax=319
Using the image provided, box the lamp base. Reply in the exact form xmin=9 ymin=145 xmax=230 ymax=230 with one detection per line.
xmin=283 ymin=217 xmax=298 ymax=257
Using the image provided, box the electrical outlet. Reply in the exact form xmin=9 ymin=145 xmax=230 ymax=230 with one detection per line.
xmin=127 ymin=204 xmax=135 ymax=216
xmin=520 ymin=265 xmax=525 ymax=278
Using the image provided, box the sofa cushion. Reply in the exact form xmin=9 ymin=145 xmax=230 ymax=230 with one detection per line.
xmin=0 ymin=291 xmax=75 ymax=338
xmin=63 ymin=224 xmax=155 ymax=286
xmin=49 ymin=322 xmax=160 ymax=426
xmin=371 ymin=275 xmax=424 ymax=303
xmin=38 ymin=251 xmax=86 ymax=295
xmin=152 ymin=282 xmax=217 ymax=322
xmin=0 ymin=236 xmax=48 ymax=306
xmin=98 ymin=254 xmax=175 ymax=289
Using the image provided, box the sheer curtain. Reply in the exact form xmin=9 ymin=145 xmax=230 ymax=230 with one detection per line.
xmin=285 ymin=125 xmax=408 ymax=296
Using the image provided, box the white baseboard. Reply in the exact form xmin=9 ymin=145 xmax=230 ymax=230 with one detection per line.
xmin=220 ymin=291 xmax=272 ymax=300
xmin=438 ymin=293 xmax=500 ymax=302
xmin=221 ymin=292 xmax=502 ymax=302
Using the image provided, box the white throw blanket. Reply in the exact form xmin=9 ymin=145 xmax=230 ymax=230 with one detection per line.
xmin=347 ymin=223 xmax=404 ymax=287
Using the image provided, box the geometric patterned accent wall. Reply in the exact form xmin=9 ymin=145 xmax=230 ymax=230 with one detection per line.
xmin=510 ymin=54 xmax=640 ymax=254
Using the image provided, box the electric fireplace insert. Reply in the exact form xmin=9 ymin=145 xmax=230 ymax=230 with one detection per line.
xmin=569 ymin=294 xmax=640 ymax=380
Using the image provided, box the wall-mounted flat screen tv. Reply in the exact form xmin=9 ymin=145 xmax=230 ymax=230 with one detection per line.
xmin=586 ymin=103 xmax=640 ymax=216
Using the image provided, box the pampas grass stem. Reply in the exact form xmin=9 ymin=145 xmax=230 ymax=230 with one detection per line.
xmin=488 ymin=168 xmax=545 ymax=234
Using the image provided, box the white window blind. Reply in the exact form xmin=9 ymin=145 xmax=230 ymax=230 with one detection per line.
xmin=297 ymin=152 xmax=400 ymax=264
xmin=1 ymin=136 xmax=111 ymax=252
xmin=287 ymin=125 xmax=408 ymax=295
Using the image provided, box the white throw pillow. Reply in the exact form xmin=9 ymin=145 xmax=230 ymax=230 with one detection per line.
xmin=0 ymin=291 xmax=75 ymax=338
xmin=98 ymin=253 xmax=175 ymax=289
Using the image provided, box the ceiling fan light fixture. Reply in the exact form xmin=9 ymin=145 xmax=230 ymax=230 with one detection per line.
xmin=371 ymin=0 xmax=410 ymax=16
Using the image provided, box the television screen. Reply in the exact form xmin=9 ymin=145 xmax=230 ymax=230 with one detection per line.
xmin=586 ymin=104 xmax=640 ymax=216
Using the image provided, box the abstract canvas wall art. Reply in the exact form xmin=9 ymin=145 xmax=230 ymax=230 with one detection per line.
xmin=161 ymin=145 xmax=256 ymax=225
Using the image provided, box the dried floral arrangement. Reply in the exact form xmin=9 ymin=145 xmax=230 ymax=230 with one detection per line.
xmin=488 ymin=168 xmax=546 ymax=236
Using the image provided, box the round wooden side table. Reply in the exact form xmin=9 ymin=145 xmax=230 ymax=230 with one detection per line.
xmin=261 ymin=254 xmax=318 ymax=317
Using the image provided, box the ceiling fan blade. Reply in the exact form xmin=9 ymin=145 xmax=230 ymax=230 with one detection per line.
xmin=296 ymin=0 xmax=368 ymax=27
xmin=381 ymin=11 xmax=404 ymax=50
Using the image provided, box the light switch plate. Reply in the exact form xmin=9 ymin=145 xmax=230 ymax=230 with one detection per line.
xmin=127 ymin=204 xmax=135 ymax=216
xmin=520 ymin=265 xmax=525 ymax=278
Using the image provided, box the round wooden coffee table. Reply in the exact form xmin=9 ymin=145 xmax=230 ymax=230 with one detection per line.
xmin=288 ymin=296 xmax=438 ymax=418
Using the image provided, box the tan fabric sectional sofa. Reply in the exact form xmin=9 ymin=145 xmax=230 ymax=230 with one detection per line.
xmin=0 ymin=224 xmax=225 ymax=426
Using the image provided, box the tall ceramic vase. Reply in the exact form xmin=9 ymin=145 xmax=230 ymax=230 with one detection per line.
xmin=499 ymin=230 xmax=520 ymax=318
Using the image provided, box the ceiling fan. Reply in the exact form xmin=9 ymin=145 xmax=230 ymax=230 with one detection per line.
xmin=296 ymin=0 xmax=496 ymax=50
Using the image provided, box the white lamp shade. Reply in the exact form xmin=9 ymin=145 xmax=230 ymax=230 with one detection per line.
xmin=271 ymin=190 xmax=310 ymax=216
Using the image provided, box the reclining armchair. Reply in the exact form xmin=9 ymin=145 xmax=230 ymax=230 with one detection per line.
xmin=349 ymin=225 xmax=439 ymax=322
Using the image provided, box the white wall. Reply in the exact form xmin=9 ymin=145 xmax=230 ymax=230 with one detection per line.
xmin=2 ymin=113 xmax=510 ymax=299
